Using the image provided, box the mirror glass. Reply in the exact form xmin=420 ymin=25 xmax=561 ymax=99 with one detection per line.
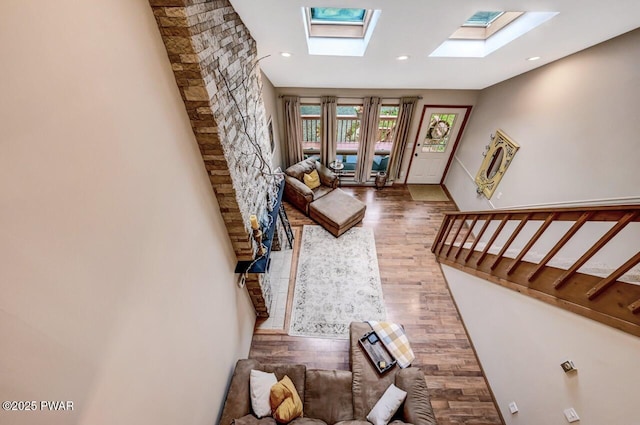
xmin=486 ymin=147 xmax=504 ymax=179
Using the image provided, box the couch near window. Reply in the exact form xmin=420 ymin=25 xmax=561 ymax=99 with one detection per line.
xmin=284 ymin=157 xmax=338 ymax=215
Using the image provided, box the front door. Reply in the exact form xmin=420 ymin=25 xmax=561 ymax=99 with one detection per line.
xmin=406 ymin=106 xmax=471 ymax=184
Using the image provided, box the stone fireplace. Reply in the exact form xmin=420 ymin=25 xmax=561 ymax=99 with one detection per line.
xmin=149 ymin=0 xmax=275 ymax=316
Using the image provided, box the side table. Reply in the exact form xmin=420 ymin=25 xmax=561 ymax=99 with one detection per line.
xmin=329 ymin=161 xmax=345 ymax=186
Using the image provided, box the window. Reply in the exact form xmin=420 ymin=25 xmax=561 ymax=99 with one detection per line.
xmin=430 ymin=11 xmax=558 ymax=57
xmin=301 ymin=104 xmax=320 ymax=157
xmin=302 ymin=7 xmax=381 ymax=56
xmin=334 ymin=105 xmax=361 ymax=172
xmin=310 ymin=8 xmax=366 ymax=23
xmin=299 ymin=101 xmax=398 ymax=179
xmin=422 ymin=113 xmax=457 ymax=153
xmin=463 ymin=11 xmax=504 ymax=28
xmin=371 ymin=106 xmax=399 ymax=173
xmin=450 ymin=11 xmax=523 ymax=40
xmin=305 ymin=7 xmax=372 ymax=38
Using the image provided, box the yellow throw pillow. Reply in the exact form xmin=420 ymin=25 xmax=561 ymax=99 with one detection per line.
xmin=303 ymin=169 xmax=320 ymax=190
xmin=269 ymin=375 xmax=303 ymax=423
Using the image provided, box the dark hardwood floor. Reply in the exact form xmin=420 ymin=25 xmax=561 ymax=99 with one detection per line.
xmin=249 ymin=185 xmax=504 ymax=425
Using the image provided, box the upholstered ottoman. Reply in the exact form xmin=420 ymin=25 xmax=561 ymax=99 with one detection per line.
xmin=309 ymin=189 xmax=366 ymax=237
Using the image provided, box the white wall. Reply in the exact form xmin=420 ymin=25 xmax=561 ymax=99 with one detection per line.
xmin=0 ymin=1 xmax=255 ymax=424
xmin=445 ymin=29 xmax=640 ymax=212
xmin=442 ymin=265 xmax=640 ymax=425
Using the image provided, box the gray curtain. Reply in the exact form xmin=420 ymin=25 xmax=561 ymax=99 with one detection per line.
xmin=354 ymin=97 xmax=381 ymax=183
xmin=388 ymin=97 xmax=418 ymax=180
xmin=282 ymin=96 xmax=304 ymax=167
xmin=320 ymin=96 xmax=337 ymax=166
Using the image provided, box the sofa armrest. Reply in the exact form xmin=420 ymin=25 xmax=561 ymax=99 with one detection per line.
xmin=316 ymin=162 xmax=338 ymax=189
xmin=284 ymin=175 xmax=314 ymax=214
xmin=219 ymin=359 xmax=261 ymax=425
xmin=394 ymin=368 xmax=437 ymax=425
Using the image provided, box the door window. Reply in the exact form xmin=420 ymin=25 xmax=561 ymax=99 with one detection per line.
xmin=422 ymin=113 xmax=457 ymax=153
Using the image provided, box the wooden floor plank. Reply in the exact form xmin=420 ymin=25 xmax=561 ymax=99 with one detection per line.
xmin=248 ymin=186 xmax=504 ymax=425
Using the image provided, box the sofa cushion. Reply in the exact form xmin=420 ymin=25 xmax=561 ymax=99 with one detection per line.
xmin=251 ymin=370 xmax=278 ymax=418
xmin=232 ymin=414 xmax=278 ymax=425
xmin=366 ymin=384 xmax=407 ymax=425
xmin=312 ymin=185 xmax=333 ymax=200
xmin=270 ymin=375 xmax=303 ymax=423
xmin=304 ymin=369 xmax=354 ymax=424
xmin=304 ymin=170 xmax=321 ymax=189
xmin=220 ymin=359 xmax=262 ymax=425
xmin=285 ymin=157 xmax=318 ymax=181
xmin=334 ymin=422 xmax=371 ymax=425
xmin=263 ymin=364 xmax=307 ymax=407
xmin=395 ymin=368 xmax=437 ymax=425
xmin=289 ymin=419 xmax=328 ymax=425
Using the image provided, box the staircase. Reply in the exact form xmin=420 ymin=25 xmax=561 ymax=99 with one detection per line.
xmin=432 ymin=205 xmax=640 ymax=337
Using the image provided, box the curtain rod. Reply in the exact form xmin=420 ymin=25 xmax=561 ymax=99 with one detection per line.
xmin=278 ymin=95 xmax=423 ymax=100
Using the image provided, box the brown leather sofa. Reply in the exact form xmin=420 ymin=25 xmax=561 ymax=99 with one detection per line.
xmin=283 ymin=157 xmax=337 ymax=215
xmin=219 ymin=323 xmax=437 ymax=425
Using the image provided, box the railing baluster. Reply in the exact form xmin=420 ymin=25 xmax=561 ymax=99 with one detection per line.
xmin=455 ymin=216 xmax=479 ymax=259
xmin=436 ymin=217 xmax=456 ymax=256
xmin=490 ymin=214 xmax=531 ymax=270
xmin=476 ymin=214 xmax=511 ymax=266
xmin=432 ymin=215 xmax=451 ymax=253
xmin=464 ymin=215 xmax=494 ymax=263
xmin=586 ymin=251 xmax=640 ymax=300
xmin=446 ymin=215 xmax=467 ymax=257
xmin=554 ymin=212 xmax=638 ymax=289
xmin=527 ymin=212 xmax=592 ymax=281
xmin=506 ymin=213 xmax=558 ymax=275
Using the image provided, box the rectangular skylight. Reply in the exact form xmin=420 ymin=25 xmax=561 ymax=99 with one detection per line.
xmin=310 ymin=8 xmax=366 ymax=23
xmin=303 ymin=7 xmax=381 ymax=56
xmin=430 ymin=11 xmax=559 ymax=58
xmin=463 ymin=11 xmax=504 ymax=28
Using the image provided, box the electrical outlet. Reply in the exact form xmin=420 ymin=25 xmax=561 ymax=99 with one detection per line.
xmin=563 ymin=408 xmax=580 ymax=423
xmin=508 ymin=402 xmax=518 ymax=414
xmin=561 ymin=360 xmax=577 ymax=373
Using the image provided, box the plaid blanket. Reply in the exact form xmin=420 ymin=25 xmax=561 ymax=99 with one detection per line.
xmin=367 ymin=321 xmax=415 ymax=368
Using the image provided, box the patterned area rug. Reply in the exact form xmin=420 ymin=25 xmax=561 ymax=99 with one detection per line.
xmin=407 ymin=185 xmax=450 ymax=202
xmin=289 ymin=225 xmax=386 ymax=339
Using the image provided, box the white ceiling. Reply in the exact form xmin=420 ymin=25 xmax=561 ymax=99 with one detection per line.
xmin=228 ymin=0 xmax=640 ymax=90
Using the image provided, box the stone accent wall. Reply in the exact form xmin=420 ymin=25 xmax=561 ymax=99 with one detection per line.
xmin=149 ymin=0 xmax=275 ymax=314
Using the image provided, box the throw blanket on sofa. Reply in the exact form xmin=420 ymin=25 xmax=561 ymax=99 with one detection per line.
xmin=367 ymin=321 xmax=415 ymax=368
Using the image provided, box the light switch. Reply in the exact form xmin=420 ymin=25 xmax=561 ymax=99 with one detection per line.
xmin=508 ymin=402 xmax=518 ymax=414
xmin=563 ymin=408 xmax=580 ymax=423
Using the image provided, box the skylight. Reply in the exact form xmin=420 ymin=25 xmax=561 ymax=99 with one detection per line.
xmin=310 ymin=8 xmax=366 ymax=23
xmin=430 ymin=11 xmax=559 ymax=58
xmin=302 ymin=7 xmax=381 ymax=56
xmin=463 ymin=11 xmax=504 ymax=28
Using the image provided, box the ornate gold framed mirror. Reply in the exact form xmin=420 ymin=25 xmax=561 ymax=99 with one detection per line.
xmin=475 ymin=129 xmax=519 ymax=199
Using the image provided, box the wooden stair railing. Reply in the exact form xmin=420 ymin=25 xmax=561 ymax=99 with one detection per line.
xmin=432 ymin=205 xmax=640 ymax=337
